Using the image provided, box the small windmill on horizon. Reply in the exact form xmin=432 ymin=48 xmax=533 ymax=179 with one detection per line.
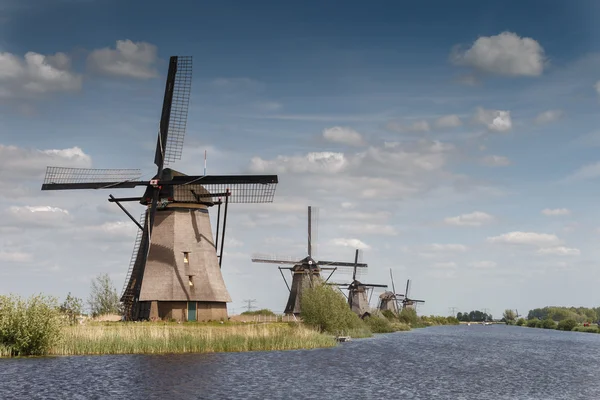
xmin=251 ymin=206 xmax=367 ymax=315
xmin=41 ymin=55 xmax=279 ymax=322
xmin=329 ymin=249 xmax=388 ymax=318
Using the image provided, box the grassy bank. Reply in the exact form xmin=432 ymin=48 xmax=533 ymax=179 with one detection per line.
xmin=1 ymin=322 xmax=336 ymax=357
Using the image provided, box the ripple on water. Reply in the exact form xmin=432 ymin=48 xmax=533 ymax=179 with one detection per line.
xmin=1 ymin=325 xmax=600 ymax=399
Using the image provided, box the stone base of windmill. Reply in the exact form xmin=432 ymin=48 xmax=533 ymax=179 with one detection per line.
xmin=146 ymin=300 xmax=228 ymax=322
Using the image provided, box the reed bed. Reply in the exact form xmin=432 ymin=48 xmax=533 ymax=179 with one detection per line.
xmin=47 ymin=323 xmax=336 ymax=356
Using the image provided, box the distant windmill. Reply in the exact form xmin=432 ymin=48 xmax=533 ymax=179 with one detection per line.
xmin=377 ymin=269 xmax=405 ymax=313
xmin=41 ymin=56 xmax=278 ymax=322
xmin=329 ymin=249 xmax=387 ymax=318
xmin=252 ymin=206 xmax=367 ymax=315
xmin=402 ymin=279 xmax=425 ymax=311
xmin=515 ymin=309 xmax=521 ymax=318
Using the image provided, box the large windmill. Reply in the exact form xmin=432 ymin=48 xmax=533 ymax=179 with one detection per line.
xmin=41 ymin=56 xmax=278 ymax=322
xmin=251 ymin=206 xmax=367 ymax=315
xmin=378 ymin=269 xmax=405 ymax=313
xmin=330 ymin=249 xmax=387 ymax=318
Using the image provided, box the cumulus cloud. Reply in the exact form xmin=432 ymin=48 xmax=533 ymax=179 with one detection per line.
xmin=541 ymin=208 xmax=570 ymax=216
xmin=537 ymin=246 xmax=580 ymax=256
xmin=322 ymin=126 xmax=364 ymax=147
xmin=87 ymin=39 xmax=159 ymax=79
xmin=487 ymin=231 xmax=562 ymax=247
xmin=339 ymin=223 xmax=398 ymax=236
xmin=450 ymin=31 xmax=546 ymax=77
xmin=331 ymin=238 xmax=371 ymax=250
xmin=0 ymin=144 xmax=92 ymax=182
xmin=435 ymin=114 xmax=462 ymax=128
xmin=0 ymin=51 xmax=82 ymax=98
xmin=473 ymin=107 xmax=512 ymax=132
xmin=444 ymin=211 xmax=494 ymax=227
xmin=427 ymin=243 xmax=468 ymax=252
xmin=481 ymin=155 xmax=511 ymax=167
xmin=534 ymin=110 xmax=563 ymax=124
xmin=7 ymin=205 xmax=73 ymax=227
xmin=249 ymin=139 xmax=456 ymax=200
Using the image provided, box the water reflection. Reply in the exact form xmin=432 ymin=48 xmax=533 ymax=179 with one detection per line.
xmin=1 ymin=326 xmax=600 ymax=399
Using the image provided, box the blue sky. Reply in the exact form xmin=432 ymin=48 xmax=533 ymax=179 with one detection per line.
xmin=1 ymin=0 xmax=600 ymax=317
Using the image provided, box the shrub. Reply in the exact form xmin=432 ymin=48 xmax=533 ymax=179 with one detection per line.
xmin=300 ymin=283 xmax=366 ymax=335
xmin=446 ymin=316 xmax=460 ymax=325
xmin=516 ymin=318 xmax=526 ymax=326
xmin=364 ymin=315 xmax=395 ymax=333
xmin=0 ymin=294 xmax=63 ymax=356
xmin=391 ymin=322 xmax=411 ymax=331
xmin=398 ymin=308 xmax=418 ymax=325
xmin=241 ymin=309 xmax=275 ymax=316
xmin=526 ymin=319 xmax=539 ymax=328
xmin=541 ymin=318 xmax=557 ymax=329
xmin=381 ymin=309 xmax=397 ymax=321
xmin=557 ymin=319 xmax=578 ymax=331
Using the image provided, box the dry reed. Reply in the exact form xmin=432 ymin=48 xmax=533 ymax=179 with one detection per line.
xmin=45 ymin=322 xmax=336 ymax=356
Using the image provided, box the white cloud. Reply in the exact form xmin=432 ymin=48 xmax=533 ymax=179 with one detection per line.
xmin=331 ymin=238 xmax=371 ymax=250
xmin=249 ymin=151 xmax=348 ymax=175
xmin=386 ymin=120 xmax=430 ymax=133
xmin=487 ymin=231 xmax=562 ymax=247
xmin=322 ymin=126 xmax=364 ymax=147
xmin=541 ymin=208 xmax=571 ymax=216
xmin=341 ymin=202 xmax=354 ymax=210
xmin=0 ymin=144 xmax=92 ymax=188
xmin=537 ymin=246 xmax=580 ymax=256
xmin=433 ymin=261 xmax=457 ymax=268
xmin=435 ymin=114 xmax=462 ymax=128
xmin=450 ymin=31 xmax=546 ymax=77
xmin=87 ymin=39 xmax=158 ymax=79
xmin=248 ymin=139 xmax=456 ymax=200
xmin=7 ymin=205 xmax=73 ymax=227
xmin=473 ymin=107 xmax=512 ymax=132
xmin=0 ymin=251 xmax=32 ymax=263
xmin=594 ymin=80 xmax=600 ymax=95
xmin=534 ymin=110 xmax=563 ymax=124
xmin=339 ymin=223 xmax=398 ymax=236
xmin=80 ymin=221 xmax=137 ymax=238
xmin=565 ymin=162 xmax=600 ymax=181
xmin=444 ymin=211 xmax=494 ymax=227
xmin=427 ymin=243 xmax=468 ymax=252
xmin=0 ymin=51 xmax=82 ymax=98
xmin=481 ymin=155 xmax=511 ymax=167
xmin=469 ymin=261 xmax=497 ymax=269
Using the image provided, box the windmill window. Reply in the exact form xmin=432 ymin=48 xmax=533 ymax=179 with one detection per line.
xmin=183 ymin=252 xmax=190 ymax=265
xmin=188 ymin=276 xmax=194 ymax=286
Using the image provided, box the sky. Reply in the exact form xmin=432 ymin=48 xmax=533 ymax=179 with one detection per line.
xmin=1 ymin=0 xmax=600 ymax=317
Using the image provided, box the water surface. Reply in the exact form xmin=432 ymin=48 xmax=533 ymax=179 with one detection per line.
xmin=2 ymin=325 xmax=600 ymax=399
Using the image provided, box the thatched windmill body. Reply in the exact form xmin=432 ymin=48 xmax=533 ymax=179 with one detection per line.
xmin=401 ymin=279 xmax=425 ymax=311
xmin=330 ymin=249 xmax=387 ymax=318
xmin=41 ymin=56 xmax=278 ymax=322
xmin=252 ymin=206 xmax=366 ymax=315
xmin=377 ymin=269 xmax=405 ymax=313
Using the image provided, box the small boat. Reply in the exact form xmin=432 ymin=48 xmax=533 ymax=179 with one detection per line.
xmin=336 ymin=336 xmax=352 ymax=342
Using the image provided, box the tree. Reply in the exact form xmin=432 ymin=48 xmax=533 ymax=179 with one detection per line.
xmin=300 ymin=283 xmax=365 ymax=335
xmin=88 ymin=273 xmax=121 ymax=317
xmin=503 ymin=309 xmax=516 ymax=324
xmin=59 ymin=292 xmax=83 ymax=325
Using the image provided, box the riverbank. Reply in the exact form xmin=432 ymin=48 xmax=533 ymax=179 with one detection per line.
xmin=0 ymin=322 xmax=337 ymax=357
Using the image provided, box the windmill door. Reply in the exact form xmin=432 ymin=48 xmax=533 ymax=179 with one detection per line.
xmin=187 ymin=302 xmax=197 ymax=322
